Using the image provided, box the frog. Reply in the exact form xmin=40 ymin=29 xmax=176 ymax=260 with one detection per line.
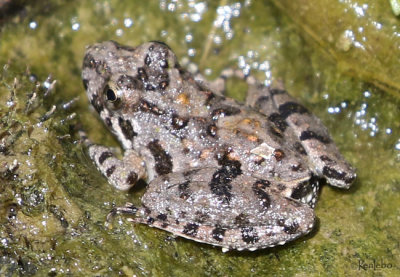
xmin=81 ymin=40 xmax=356 ymax=251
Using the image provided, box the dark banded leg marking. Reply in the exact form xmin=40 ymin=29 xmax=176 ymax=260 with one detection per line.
xmin=106 ymin=165 xmax=116 ymax=177
xmin=283 ymin=222 xmax=299 ymax=234
xmin=241 ymin=227 xmax=259 ymax=244
xmin=99 ymin=151 xmax=113 ymax=164
xmin=252 ymin=180 xmax=271 ymax=209
xmin=182 ymin=223 xmax=199 ymax=237
xmin=87 ymin=144 xmax=146 ymax=191
xmin=278 ymin=102 xmax=310 ymax=119
xmin=212 ymin=226 xmax=226 ymax=242
xmin=290 ymin=176 xmax=319 ymax=208
xmin=178 ymin=181 xmax=191 ymax=200
xmin=209 ymin=160 xmax=242 ymax=204
xmin=299 ymin=130 xmax=331 ymax=144
xmin=126 ymin=171 xmax=138 ymax=185
xmin=157 ymin=213 xmax=168 ymax=221
xmin=322 ymin=166 xmax=355 ymax=185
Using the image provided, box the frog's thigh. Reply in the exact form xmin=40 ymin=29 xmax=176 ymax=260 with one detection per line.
xmin=129 ymin=168 xmax=316 ymax=251
xmin=88 ymin=145 xmax=146 ymax=191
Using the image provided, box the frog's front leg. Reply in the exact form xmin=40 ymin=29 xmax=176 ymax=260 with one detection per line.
xmin=80 ymin=131 xmax=146 ymax=191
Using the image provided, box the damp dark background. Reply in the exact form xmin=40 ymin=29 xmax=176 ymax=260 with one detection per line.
xmin=0 ymin=0 xmax=399 ymax=276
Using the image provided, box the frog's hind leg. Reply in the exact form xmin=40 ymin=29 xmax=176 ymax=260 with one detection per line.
xmin=79 ymin=130 xmax=146 ymax=191
xmin=112 ymin=168 xmax=316 ymax=251
xmin=242 ymin=76 xmax=356 ymax=189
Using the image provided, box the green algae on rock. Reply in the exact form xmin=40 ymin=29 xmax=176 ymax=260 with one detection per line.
xmin=272 ymin=0 xmax=400 ymax=98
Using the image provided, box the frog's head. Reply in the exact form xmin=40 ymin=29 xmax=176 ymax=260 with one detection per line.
xmin=82 ymin=40 xmax=179 ymax=124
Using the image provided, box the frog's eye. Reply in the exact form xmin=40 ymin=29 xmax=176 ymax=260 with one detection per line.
xmin=106 ymin=87 xmax=117 ymax=102
xmin=104 ymin=85 xmax=122 ymax=110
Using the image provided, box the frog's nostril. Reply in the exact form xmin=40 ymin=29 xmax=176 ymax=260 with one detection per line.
xmin=82 ymin=53 xmax=96 ymax=69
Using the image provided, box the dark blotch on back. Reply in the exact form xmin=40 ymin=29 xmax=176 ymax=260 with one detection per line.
xmin=211 ymin=105 xmax=241 ymax=120
xmin=178 ymin=181 xmax=190 ymax=200
xmin=137 ymin=67 xmax=148 ymax=81
xmin=207 ymin=124 xmax=218 ymax=137
xmin=278 ymin=102 xmax=309 ymax=119
xmin=268 ymin=113 xmax=288 ymax=132
xmin=139 ymin=100 xmax=164 ymax=116
xmin=252 ymin=180 xmax=271 ymax=208
xmin=172 ymin=114 xmax=189 ymax=130
xmin=118 ymin=117 xmax=137 ymax=140
xmin=203 ymin=91 xmax=216 ymax=106
xmin=273 ymin=149 xmax=285 ymax=161
xmin=293 ymin=141 xmax=307 ymax=155
xmin=148 ymin=140 xmax=173 ymax=175
xmin=182 ymin=223 xmax=199 ymax=237
xmin=209 ymin=168 xmax=235 ymax=204
xmin=241 ymin=227 xmax=259 ymax=244
xmin=159 ymin=80 xmax=169 ymax=90
xmin=209 ymin=152 xmax=242 ymax=204
xmin=300 ymin=130 xmax=331 ymax=144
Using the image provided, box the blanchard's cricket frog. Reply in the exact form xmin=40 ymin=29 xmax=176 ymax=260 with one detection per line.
xmin=81 ymin=41 xmax=356 ymax=251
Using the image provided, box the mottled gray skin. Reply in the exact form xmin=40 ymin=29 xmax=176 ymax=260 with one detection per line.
xmin=81 ymin=41 xmax=356 ymax=251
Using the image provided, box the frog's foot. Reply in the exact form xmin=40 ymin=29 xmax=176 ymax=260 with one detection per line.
xmin=242 ymin=80 xmax=356 ymax=189
xmin=106 ymin=202 xmax=138 ymax=222
xmin=79 ymin=130 xmax=146 ymax=191
xmin=126 ymin=168 xmax=316 ymax=251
